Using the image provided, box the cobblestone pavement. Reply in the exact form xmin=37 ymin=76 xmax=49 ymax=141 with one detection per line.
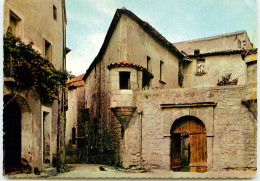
xmin=52 ymin=164 xmax=256 ymax=179
xmin=5 ymin=164 xmax=257 ymax=180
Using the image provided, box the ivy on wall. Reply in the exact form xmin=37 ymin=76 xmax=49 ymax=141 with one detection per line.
xmin=4 ymin=28 xmax=68 ymax=103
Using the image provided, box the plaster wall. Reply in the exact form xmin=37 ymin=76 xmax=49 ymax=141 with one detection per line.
xmin=125 ymin=15 xmax=180 ymax=89
xmin=3 ymin=0 xmax=65 ymax=171
xmin=66 ymin=88 xmax=78 ymax=145
xmin=182 ymin=54 xmax=247 ymax=88
xmin=3 ymin=87 xmax=43 ymax=170
xmin=65 ymin=86 xmax=85 ymax=145
xmin=4 ymin=0 xmax=65 ymax=70
xmin=174 ymin=32 xmax=253 ymax=55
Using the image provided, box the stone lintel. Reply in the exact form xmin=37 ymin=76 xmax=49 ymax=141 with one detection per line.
xmin=160 ymin=102 xmax=217 ymax=109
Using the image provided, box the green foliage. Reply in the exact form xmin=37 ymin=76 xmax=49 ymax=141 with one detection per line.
xmin=4 ymin=29 xmax=68 ymax=103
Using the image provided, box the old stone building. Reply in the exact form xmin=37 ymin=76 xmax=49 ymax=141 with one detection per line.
xmin=65 ymin=74 xmax=87 ymax=163
xmin=83 ymin=8 xmax=257 ymax=174
xmin=3 ymin=0 xmax=69 ymax=175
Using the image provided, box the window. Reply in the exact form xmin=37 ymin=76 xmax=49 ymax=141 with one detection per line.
xmin=53 ymin=5 xmax=57 ymax=20
xmin=72 ymin=127 xmax=76 ymax=144
xmin=44 ymin=40 xmax=52 ymax=61
xmin=160 ymin=60 xmax=164 ymax=81
xmin=196 ymin=59 xmax=206 ymax=74
xmin=147 ymin=56 xmax=152 ymax=73
xmin=9 ymin=10 xmax=21 ymax=36
xmin=238 ymin=39 xmax=241 ymax=48
xmin=119 ymin=72 xmax=131 ymax=89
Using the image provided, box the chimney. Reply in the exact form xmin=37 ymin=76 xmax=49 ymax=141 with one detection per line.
xmin=194 ymin=49 xmax=200 ymax=55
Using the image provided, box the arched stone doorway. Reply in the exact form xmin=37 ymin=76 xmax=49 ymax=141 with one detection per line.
xmin=171 ymin=116 xmax=207 ymax=172
xmin=3 ymin=94 xmax=32 ymax=174
xmin=3 ymin=95 xmax=22 ymax=173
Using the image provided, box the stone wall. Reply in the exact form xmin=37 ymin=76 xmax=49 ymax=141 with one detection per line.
xmin=3 ymin=0 xmax=66 ymax=172
xmin=120 ymin=85 xmax=256 ymax=171
xmin=66 ymin=88 xmax=78 ymax=145
xmin=84 ymin=10 xmax=257 ymax=171
xmin=4 ymin=85 xmax=42 ymax=171
xmin=182 ymin=54 xmax=247 ymax=88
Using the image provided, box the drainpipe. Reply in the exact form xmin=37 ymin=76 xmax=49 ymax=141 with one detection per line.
xmin=138 ymin=111 xmax=143 ymax=169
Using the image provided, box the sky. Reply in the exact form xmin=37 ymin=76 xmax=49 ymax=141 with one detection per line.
xmin=65 ymin=0 xmax=257 ymax=76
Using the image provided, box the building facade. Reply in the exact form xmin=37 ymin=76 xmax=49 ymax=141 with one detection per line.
xmin=65 ymin=74 xmax=87 ymax=163
xmin=3 ymin=0 xmax=68 ymax=174
xmin=83 ymin=8 xmax=257 ymax=173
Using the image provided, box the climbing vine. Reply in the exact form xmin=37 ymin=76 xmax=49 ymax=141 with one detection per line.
xmin=4 ymin=28 xmax=68 ymax=103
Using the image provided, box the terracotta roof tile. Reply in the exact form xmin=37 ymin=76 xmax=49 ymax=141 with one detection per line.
xmin=107 ymin=61 xmax=144 ymax=70
xmin=67 ymin=73 xmax=85 ymax=87
xmin=188 ymin=48 xmax=257 ymax=58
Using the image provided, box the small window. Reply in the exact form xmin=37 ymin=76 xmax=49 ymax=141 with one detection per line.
xmin=147 ymin=56 xmax=152 ymax=73
xmin=119 ymin=72 xmax=131 ymax=89
xmin=72 ymin=127 xmax=76 ymax=144
xmin=9 ymin=10 xmax=21 ymax=36
xmin=45 ymin=40 xmax=52 ymax=61
xmin=142 ymin=72 xmax=150 ymax=88
xmin=238 ymin=39 xmax=241 ymax=48
xmin=53 ymin=5 xmax=57 ymax=20
xmin=160 ymin=60 xmax=164 ymax=81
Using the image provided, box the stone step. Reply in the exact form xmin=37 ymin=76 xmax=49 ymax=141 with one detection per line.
xmin=43 ymin=163 xmax=51 ymax=168
xmin=41 ymin=167 xmax=57 ymax=177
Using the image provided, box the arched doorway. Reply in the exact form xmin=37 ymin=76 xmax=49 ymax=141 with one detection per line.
xmin=3 ymin=95 xmax=22 ymax=173
xmin=171 ymin=116 xmax=207 ymax=172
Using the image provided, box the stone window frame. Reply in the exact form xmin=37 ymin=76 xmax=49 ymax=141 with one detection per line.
xmin=195 ymin=58 xmax=206 ymax=76
xmin=44 ymin=39 xmax=52 ymax=62
xmin=41 ymin=106 xmax=52 ymax=165
xmin=9 ymin=10 xmax=22 ymax=36
xmin=119 ymin=71 xmax=131 ymax=90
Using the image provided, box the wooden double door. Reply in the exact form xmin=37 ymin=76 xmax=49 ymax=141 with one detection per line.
xmin=171 ymin=117 xmax=207 ymax=172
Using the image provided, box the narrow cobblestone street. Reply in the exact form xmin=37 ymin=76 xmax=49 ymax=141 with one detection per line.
xmin=5 ymin=163 xmax=257 ymax=179
xmin=51 ymin=164 xmax=256 ymax=179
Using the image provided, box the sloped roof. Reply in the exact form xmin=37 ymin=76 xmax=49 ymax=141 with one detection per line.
xmin=83 ymin=8 xmax=184 ymax=80
xmin=67 ymin=73 xmax=85 ymax=88
xmin=174 ymin=31 xmax=247 ymax=44
xmin=173 ymin=30 xmax=253 ymax=55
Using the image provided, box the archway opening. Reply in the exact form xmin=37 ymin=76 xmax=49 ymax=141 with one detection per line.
xmin=171 ymin=116 xmax=207 ymax=172
xmin=3 ymin=95 xmax=22 ymax=174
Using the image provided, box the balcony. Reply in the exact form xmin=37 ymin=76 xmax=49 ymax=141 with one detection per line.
xmin=4 ymin=58 xmax=16 ymax=83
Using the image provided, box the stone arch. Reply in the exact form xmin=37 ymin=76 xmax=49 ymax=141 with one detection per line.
xmin=170 ymin=115 xmax=207 ymax=172
xmin=3 ymin=94 xmax=33 ymax=173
